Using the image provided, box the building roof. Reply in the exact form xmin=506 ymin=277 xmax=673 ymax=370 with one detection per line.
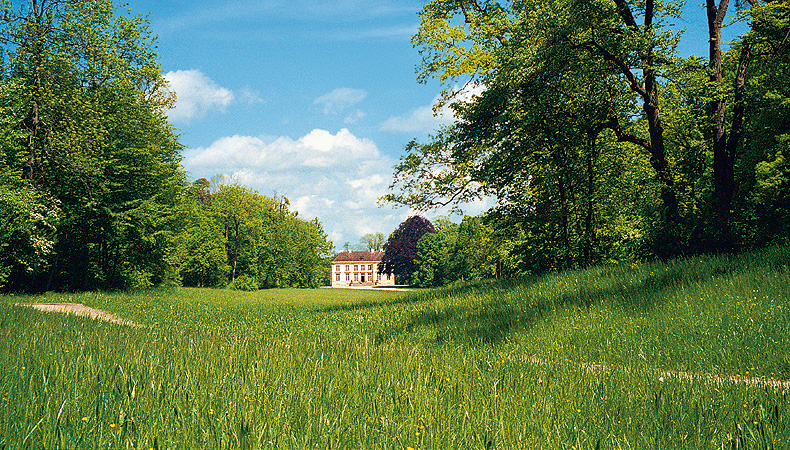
xmin=332 ymin=251 xmax=385 ymax=263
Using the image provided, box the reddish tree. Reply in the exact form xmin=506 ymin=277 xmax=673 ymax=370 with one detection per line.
xmin=379 ymin=216 xmax=435 ymax=285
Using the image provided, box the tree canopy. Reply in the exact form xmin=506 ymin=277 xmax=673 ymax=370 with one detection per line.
xmin=383 ymin=0 xmax=790 ymax=272
xmin=379 ymin=216 xmax=435 ymax=285
xmin=0 ymin=0 xmax=335 ymax=292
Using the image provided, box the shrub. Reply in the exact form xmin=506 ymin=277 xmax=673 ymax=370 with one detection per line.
xmin=229 ymin=274 xmax=259 ymax=291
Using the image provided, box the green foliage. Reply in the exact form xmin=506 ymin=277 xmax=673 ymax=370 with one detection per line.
xmin=175 ymin=179 xmax=333 ymax=289
xmin=357 ymin=232 xmax=386 ymax=251
xmin=412 ymin=230 xmax=444 ymax=287
xmin=0 ymin=0 xmax=184 ymax=291
xmin=228 ymin=274 xmax=259 ymax=291
xmin=384 ymin=0 xmax=790 ymax=267
xmin=748 ymin=140 xmax=790 ymax=244
xmin=175 ymin=192 xmax=229 ymax=287
xmin=0 ymin=185 xmax=59 ymax=288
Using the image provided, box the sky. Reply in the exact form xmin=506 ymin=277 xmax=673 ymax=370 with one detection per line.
xmin=123 ymin=0 xmax=747 ymax=251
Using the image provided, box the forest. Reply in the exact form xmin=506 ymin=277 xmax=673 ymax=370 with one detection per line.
xmin=1 ymin=0 xmax=789 ymax=292
xmin=381 ymin=0 xmax=790 ymax=286
xmin=0 ymin=0 xmax=333 ymax=291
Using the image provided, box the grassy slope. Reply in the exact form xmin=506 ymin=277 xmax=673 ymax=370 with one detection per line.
xmin=1 ymin=246 xmax=789 ymax=449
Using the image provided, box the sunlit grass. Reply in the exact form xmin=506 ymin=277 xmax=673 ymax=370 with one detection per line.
xmin=2 ymin=246 xmax=789 ymax=448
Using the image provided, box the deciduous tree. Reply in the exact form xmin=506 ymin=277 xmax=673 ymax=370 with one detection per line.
xmin=379 ymin=216 xmax=435 ymax=285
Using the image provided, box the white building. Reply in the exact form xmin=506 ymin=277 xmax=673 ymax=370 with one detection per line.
xmin=330 ymin=251 xmax=394 ymax=287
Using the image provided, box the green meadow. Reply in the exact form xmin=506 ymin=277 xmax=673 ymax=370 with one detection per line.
xmin=2 ymin=246 xmax=789 ymax=449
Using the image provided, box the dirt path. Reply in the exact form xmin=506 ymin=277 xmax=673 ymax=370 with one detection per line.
xmin=19 ymin=303 xmax=143 ymax=328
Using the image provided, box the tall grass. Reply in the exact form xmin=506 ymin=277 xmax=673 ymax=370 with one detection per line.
xmin=1 ymin=246 xmax=789 ymax=449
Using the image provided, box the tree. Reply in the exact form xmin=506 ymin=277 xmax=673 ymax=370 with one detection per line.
xmin=0 ymin=184 xmax=59 ymax=289
xmin=180 ymin=178 xmax=334 ymax=289
xmin=404 ymin=0 xmax=684 ymax=224
xmin=358 ymin=232 xmax=386 ymax=251
xmin=412 ymin=217 xmax=457 ymax=287
xmin=0 ymin=0 xmax=184 ymax=290
xmin=740 ymin=1 xmax=790 ymax=245
xmin=384 ymin=0 xmax=790 ymax=264
xmin=176 ymin=185 xmax=228 ymax=287
xmin=379 ymin=216 xmax=435 ymax=285
xmin=212 ymin=183 xmax=260 ymax=283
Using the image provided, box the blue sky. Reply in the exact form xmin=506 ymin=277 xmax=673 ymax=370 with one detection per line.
xmin=124 ymin=0 xmax=747 ymax=250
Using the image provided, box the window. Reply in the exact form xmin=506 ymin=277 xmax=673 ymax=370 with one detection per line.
xmin=368 ymin=264 xmax=372 ymax=271
xmin=345 ymin=265 xmax=350 ymax=271
xmin=354 ymin=273 xmax=358 ymax=281
xmin=377 ymin=273 xmax=381 ymax=281
xmin=336 ymin=274 xmax=340 ymax=281
xmin=335 ymin=265 xmax=340 ymax=272
xmin=346 ymin=273 xmax=350 ymax=281
xmin=354 ymin=264 xmax=358 ymax=271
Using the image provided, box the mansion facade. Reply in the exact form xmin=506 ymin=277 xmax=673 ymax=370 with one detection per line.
xmin=331 ymin=251 xmax=394 ymax=287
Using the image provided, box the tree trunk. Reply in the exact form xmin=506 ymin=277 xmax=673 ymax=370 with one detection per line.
xmin=232 ymin=218 xmax=239 ymax=282
xmin=612 ymin=0 xmax=680 ymax=224
xmin=583 ymin=130 xmax=599 ymax=266
xmin=25 ymin=0 xmax=45 ymax=182
xmin=708 ymin=0 xmax=733 ymax=248
xmin=644 ymin=62 xmax=680 ymax=223
xmin=558 ymin=174 xmax=571 ymax=270
xmin=707 ymin=0 xmax=756 ymax=250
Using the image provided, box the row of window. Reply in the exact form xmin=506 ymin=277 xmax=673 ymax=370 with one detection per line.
xmin=334 ymin=273 xmax=391 ymax=281
xmin=335 ymin=264 xmax=374 ymax=272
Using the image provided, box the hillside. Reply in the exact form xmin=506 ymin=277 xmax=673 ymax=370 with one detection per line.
xmin=1 ymin=246 xmax=788 ymax=448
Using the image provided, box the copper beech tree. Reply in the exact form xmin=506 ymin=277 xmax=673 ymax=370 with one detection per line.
xmin=379 ymin=216 xmax=435 ymax=285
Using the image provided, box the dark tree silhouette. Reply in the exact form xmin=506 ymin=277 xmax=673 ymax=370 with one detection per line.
xmin=379 ymin=216 xmax=435 ymax=285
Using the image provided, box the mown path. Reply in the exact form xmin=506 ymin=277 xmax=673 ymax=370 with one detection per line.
xmin=20 ymin=302 xmax=143 ymax=328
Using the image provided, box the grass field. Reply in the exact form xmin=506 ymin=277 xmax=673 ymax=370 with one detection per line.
xmin=2 ymin=246 xmax=789 ymax=449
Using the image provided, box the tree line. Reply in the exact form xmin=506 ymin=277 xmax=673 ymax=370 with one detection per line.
xmin=0 ymin=0 xmax=333 ymax=291
xmin=377 ymin=214 xmax=539 ymax=287
xmin=382 ymin=0 xmax=790 ymax=274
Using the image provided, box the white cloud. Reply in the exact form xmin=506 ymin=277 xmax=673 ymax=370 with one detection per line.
xmin=380 ymin=84 xmax=487 ymax=134
xmin=344 ymin=110 xmax=366 ymax=124
xmin=186 ymin=128 xmax=379 ymax=171
xmin=239 ymin=87 xmax=266 ymax=104
xmin=182 ymin=128 xmax=406 ymax=249
xmin=314 ymin=88 xmax=368 ymax=114
xmin=380 ymin=100 xmax=451 ymax=133
xmin=182 ymin=124 xmax=493 ymax=250
xmin=165 ymin=70 xmax=234 ymax=124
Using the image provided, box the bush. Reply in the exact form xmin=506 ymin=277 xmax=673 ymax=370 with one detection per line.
xmin=229 ymin=275 xmax=259 ymax=291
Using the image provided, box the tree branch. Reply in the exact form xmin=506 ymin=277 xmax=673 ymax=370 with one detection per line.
xmin=460 ymin=0 xmax=508 ymax=45
xmin=611 ymin=0 xmax=639 ymax=31
xmin=602 ymin=117 xmax=651 ymax=151
xmin=570 ymin=38 xmax=649 ymax=100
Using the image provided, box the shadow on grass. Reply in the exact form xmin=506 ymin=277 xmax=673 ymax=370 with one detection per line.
xmin=315 ymin=281 xmax=500 ymax=313
xmin=370 ymin=247 xmax=790 ymax=347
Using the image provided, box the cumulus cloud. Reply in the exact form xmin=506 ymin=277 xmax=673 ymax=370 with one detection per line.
xmin=165 ymin=69 xmax=234 ymax=124
xmin=182 ymin=124 xmax=493 ymax=250
xmin=314 ymin=88 xmax=368 ymax=114
xmin=187 ymin=129 xmax=380 ymax=171
xmin=182 ymin=128 xmax=405 ymax=248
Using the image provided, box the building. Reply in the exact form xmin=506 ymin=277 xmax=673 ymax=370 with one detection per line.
xmin=330 ymin=251 xmax=394 ymax=287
